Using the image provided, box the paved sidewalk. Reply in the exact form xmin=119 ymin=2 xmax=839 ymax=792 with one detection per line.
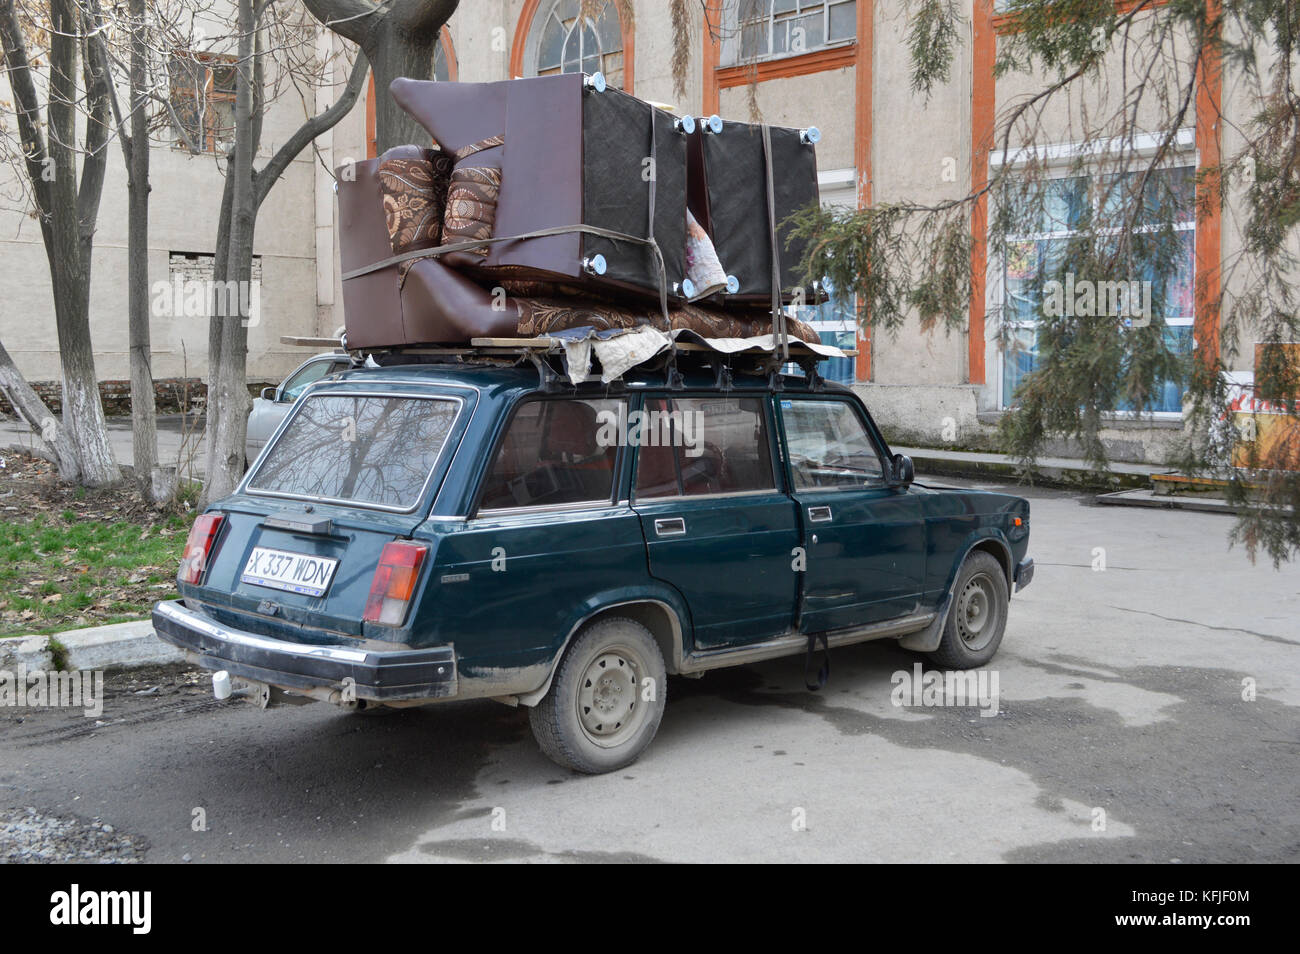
xmin=1 ymin=414 xmax=205 ymax=477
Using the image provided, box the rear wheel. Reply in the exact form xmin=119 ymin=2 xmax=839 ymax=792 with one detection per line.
xmin=529 ymin=618 xmax=667 ymax=774
xmin=927 ymin=551 xmax=1008 ymax=669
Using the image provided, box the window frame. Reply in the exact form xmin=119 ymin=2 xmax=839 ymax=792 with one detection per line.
xmin=630 ymin=393 xmax=782 ymax=503
xmin=523 ymin=0 xmax=626 ymax=87
xmin=775 ymin=394 xmax=891 ymax=493
xmin=244 ymin=390 xmax=465 ymax=514
xmin=168 ymin=50 xmax=238 ymax=155
xmin=720 ymin=0 xmax=858 ymax=68
xmin=991 ymin=142 xmax=1198 ymax=418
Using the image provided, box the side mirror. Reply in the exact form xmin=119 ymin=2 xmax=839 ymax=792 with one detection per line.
xmin=260 ymin=387 xmax=277 ymax=401
xmin=891 ymin=453 xmax=915 ymax=489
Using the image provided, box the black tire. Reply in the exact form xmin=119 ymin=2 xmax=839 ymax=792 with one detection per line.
xmin=529 ymin=617 xmax=667 ymax=774
xmin=927 ymin=551 xmax=1008 ymax=669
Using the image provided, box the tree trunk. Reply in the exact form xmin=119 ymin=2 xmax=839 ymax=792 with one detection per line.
xmin=198 ymin=36 xmax=368 ymax=507
xmin=369 ymin=25 xmax=438 ymax=151
xmin=125 ymin=0 xmax=162 ymax=499
xmin=200 ymin=0 xmax=257 ymax=506
xmin=0 ymin=338 xmax=77 ymax=472
xmin=47 ymin=0 xmax=119 ymax=487
xmin=300 ymin=0 xmax=457 ymax=151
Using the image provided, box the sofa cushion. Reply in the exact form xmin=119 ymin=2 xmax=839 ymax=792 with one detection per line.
xmin=377 ymin=151 xmax=453 ymax=255
xmin=443 ymin=166 xmax=502 ymax=258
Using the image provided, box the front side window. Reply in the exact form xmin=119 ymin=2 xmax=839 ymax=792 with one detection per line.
xmin=634 ymin=397 xmax=776 ymax=499
xmin=724 ymin=0 xmax=857 ymax=67
xmin=248 ymin=395 xmax=459 ymax=510
xmin=781 ymin=399 xmax=884 ymax=490
xmin=479 ymin=398 xmax=624 ymax=511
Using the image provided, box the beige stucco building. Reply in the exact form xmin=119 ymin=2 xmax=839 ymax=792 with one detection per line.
xmin=1 ymin=1 xmax=1258 ymax=462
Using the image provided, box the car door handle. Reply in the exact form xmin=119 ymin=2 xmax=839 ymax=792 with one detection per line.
xmin=808 ymin=506 xmax=833 ymax=523
xmin=654 ymin=517 xmax=686 ymax=537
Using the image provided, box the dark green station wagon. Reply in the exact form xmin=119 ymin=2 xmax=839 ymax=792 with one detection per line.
xmin=155 ymin=358 xmax=1033 ymax=773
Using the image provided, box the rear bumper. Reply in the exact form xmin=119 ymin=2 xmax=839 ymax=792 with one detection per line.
xmin=1014 ymin=557 xmax=1034 ymax=592
xmin=152 ymin=600 xmax=457 ymax=701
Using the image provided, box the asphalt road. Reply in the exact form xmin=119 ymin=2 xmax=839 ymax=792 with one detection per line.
xmin=2 ymin=479 xmax=1298 ymax=863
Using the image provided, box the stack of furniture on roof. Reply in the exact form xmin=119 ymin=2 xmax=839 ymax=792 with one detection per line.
xmin=335 ymin=71 xmax=830 ymax=370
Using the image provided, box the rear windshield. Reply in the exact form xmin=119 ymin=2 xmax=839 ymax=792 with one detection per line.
xmin=248 ymin=394 xmax=459 ymax=509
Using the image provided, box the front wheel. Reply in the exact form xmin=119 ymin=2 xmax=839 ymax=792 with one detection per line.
xmin=927 ymin=551 xmax=1008 ymax=669
xmin=529 ymin=618 xmax=667 ymax=774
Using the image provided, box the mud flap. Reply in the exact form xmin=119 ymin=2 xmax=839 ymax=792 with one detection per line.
xmin=897 ymin=595 xmax=951 ymax=653
xmin=803 ymin=632 xmax=830 ymax=691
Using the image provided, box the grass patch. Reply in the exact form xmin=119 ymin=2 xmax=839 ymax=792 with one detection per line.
xmin=1 ymin=512 xmax=189 ymax=637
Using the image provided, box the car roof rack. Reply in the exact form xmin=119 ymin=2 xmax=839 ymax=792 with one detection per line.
xmin=279 ymin=335 xmax=856 ymax=361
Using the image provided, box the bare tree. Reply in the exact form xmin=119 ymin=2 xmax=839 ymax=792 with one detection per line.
xmin=0 ymin=0 xmax=120 ymax=485
xmin=198 ymin=0 xmax=368 ymax=504
xmin=78 ymin=0 xmax=167 ymax=498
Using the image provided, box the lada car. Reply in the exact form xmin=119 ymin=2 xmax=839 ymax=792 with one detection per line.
xmin=155 ymin=358 xmax=1033 ymax=773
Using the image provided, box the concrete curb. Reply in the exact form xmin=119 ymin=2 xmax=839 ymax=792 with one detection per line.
xmin=1 ymin=619 xmax=182 ymax=672
xmin=897 ymin=446 xmax=1159 ymax=492
xmin=1096 ymin=488 xmax=1239 ymax=514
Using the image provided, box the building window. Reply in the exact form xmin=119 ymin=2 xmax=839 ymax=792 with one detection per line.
xmin=998 ymin=164 xmax=1196 ymax=413
xmin=723 ymin=0 xmax=857 ymax=67
xmin=433 ymin=33 xmax=453 ymax=81
xmin=169 ymin=52 xmax=237 ymax=154
xmin=792 ymin=281 xmax=858 ymax=385
xmin=524 ymin=0 xmax=625 ymax=89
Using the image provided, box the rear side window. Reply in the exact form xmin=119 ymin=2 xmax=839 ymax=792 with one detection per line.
xmin=781 ymin=399 xmax=885 ymax=490
xmin=634 ymin=396 xmax=775 ymax=499
xmin=478 ymin=398 xmax=625 ymax=511
xmin=248 ymin=394 xmax=459 ymax=509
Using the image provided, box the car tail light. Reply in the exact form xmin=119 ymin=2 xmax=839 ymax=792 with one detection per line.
xmin=364 ymin=542 xmax=427 ymax=625
xmin=179 ymin=513 xmax=224 ymax=584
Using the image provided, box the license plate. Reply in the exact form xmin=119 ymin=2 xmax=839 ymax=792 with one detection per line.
xmin=241 ymin=546 xmax=339 ymax=598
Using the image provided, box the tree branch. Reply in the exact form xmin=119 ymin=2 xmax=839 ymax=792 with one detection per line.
xmin=298 ymin=0 xmax=383 ymax=46
xmin=253 ymin=49 xmax=369 ymax=210
xmin=0 ymin=0 xmax=55 ymax=244
xmin=76 ymin=5 xmax=114 ymax=244
xmin=388 ymin=0 xmax=456 ymax=35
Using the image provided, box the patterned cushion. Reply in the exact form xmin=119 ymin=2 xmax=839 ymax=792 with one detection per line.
xmin=443 ymin=166 xmax=502 ymax=257
xmin=377 ymin=152 xmax=453 ymax=255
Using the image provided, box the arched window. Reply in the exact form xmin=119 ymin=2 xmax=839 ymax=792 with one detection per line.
xmin=519 ymin=0 xmax=627 ymax=90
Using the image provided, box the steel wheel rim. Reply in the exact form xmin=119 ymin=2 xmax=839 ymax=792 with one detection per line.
xmin=576 ymin=646 xmax=646 ymax=748
xmin=956 ymin=573 xmax=997 ymax=651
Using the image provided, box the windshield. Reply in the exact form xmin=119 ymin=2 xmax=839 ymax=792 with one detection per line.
xmin=247 ymin=393 xmax=460 ymax=510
